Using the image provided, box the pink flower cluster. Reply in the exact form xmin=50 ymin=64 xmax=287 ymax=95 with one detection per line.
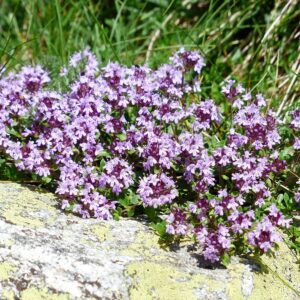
xmin=290 ymin=109 xmax=300 ymax=202
xmin=0 ymin=49 xmax=297 ymax=263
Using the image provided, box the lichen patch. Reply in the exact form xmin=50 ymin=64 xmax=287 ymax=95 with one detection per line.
xmin=0 ymin=183 xmax=58 ymax=228
xmin=120 ymin=231 xmax=171 ymax=262
xmin=247 ymin=240 xmax=300 ymax=299
xmin=0 ymin=289 xmax=15 ymax=300
xmin=0 ymin=262 xmax=17 ymax=281
xmin=90 ymin=224 xmax=110 ymax=242
xmin=125 ymin=261 xmax=223 ymax=300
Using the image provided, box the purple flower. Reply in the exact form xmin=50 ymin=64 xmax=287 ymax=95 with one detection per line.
xmin=184 ymin=150 xmax=215 ymax=193
xmin=196 ymin=225 xmax=231 ymax=263
xmin=0 ymin=48 xmax=296 ymax=263
xmin=138 ymin=131 xmax=179 ymax=170
xmin=290 ymin=110 xmax=300 ymax=129
xmin=137 ymin=173 xmax=178 ymax=207
xmin=248 ymin=218 xmax=281 ymax=252
xmin=234 ymin=103 xmax=280 ymax=149
xmin=99 ymin=158 xmax=134 ymax=195
xmin=229 ymin=211 xmax=254 ymax=233
xmin=190 ymin=100 xmax=220 ymax=131
xmin=178 ymin=132 xmax=204 ymax=158
xmin=267 ymin=204 xmax=291 ymax=228
xmin=293 ymin=138 xmax=300 ymax=150
xmin=165 ymin=208 xmax=188 ymax=235
xmin=18 ymin=65 xmax=50 ymax=92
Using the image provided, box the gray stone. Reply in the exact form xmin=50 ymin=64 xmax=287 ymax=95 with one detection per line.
xmin=0 ymin=182 xmax=299 ymax=299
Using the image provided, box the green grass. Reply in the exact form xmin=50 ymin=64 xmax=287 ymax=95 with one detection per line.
xmin=0 ymin=0 xmax=299 ymax=116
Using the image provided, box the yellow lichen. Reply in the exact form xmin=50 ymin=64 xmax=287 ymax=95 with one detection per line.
xmin=123 ymin=230 xmax=224 ymax=299
xmin=120 ymin=231 xmax=171 ymax=261
xmin=0 ymin=183 xmax=58 ymax=228
xmin=249 ymin=241 xmax=300 ymax=300
xmin=2 ymin=239 xmax=15 ymax=247
xmin=125 ymin=261 xmax=223 ymax=300
xmin=20 ymin=287 xmax=70 ymax=300
xmin=1 ymin=290 xmax=15 ymax=300
xmin=90 ymin=224 xmax=110 ymax=242
xmin=226 ymin=263 xmax=245 ymax=299
xmin=0 ymin=262 xmax=17 ymax=281
xmin=121 ymin=230 xmax=196 ymax=267
xmin=80 ymin=223 xmax=111 ymax=249
xmin=250 ymin=273 xmax=289 ymax=300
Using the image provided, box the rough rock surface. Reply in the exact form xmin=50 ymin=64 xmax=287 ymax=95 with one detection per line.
xmin=0 ymin=182 xmax=299 ymax=300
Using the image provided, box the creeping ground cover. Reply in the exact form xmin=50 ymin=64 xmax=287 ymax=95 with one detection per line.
xmin=0 ymin=48 xmax=299 ymax=265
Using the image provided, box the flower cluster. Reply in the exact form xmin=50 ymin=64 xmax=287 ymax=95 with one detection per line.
xmin=0 ymin=49 xmax=298 ymax=263
xmin=290 ymin=110 xmax=300 ymax=202
xmin=195 ymin=225 xmax=231 ymax=262
xmin=138 ymin=173 xmax=178 ymax=208
xmin=99 ymin=158 xmax=134 ymax=195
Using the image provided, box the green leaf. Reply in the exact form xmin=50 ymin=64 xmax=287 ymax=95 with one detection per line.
xmin=266 ymin=178 xmax=272 ymax=187
xmin=279 ymin=147 xmax=294 ymax=160
xmin=99 ymin=159 xmax=106 ymax=171
xmin=283 ymin=193 xmax=290 ymax=202
xmin=152 ymin=221 xmax=166 ymax=236
xmin=222 ymin=174 xmax=229 ymax=180
xmin=42 ymin=176 xmax=52 ymax=184
xmin=145 ymin=207 xmax=158 ymax=222
xmin=117 ymin=133 xmax=126 ymax=141
xmin=120 ymin=190 xmax=140 ymax=207
xmin=221 ymin=253 xmax=231 ymax=267
xmin=231 ymin=48 xmax=242 ymax=63
xmin=129 ymin=193 xmax=139 ymax=205
xmin=7 ymin=128 xmax=22 ymax=138
xmin=171 ymin=162 xmax=179 ymax=172
xmin=32 ymin=173 xmax=38 ymax=181
xmin=0 ymin=159 xmax=6 ymax=166
xmin=127 ymin=207 xmax=135 ymax=217
xmin=119 ymin=197 xmax=130 ymax=207
xmin=97 ymin=151 xmax=111 ymax=158
xmin=113 ymin=211 xmax=120 ymax=221
xmin=277 ymin=194 xmax=283 ymax=202
xmin=64 ymin=203 xmax=75 ymax=213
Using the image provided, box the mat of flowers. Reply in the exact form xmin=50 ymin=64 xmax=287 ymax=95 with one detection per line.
xmin=0 ymin=48 xmax=299 ymax=263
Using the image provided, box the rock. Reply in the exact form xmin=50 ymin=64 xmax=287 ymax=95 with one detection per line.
xmin=0 ymin=182 xmax=299 ymax=300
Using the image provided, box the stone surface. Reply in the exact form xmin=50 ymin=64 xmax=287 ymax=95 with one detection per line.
xmin=0 ymin=182 xmax=299 ymax=300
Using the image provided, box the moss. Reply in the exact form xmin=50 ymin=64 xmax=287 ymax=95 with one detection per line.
xmin=0 ymin=262 xmax=17 ymax=281
xmin=20 ymin=287 xmax=70 ymax=300
xmin=125 ymin=261 xmax=223 ymax=300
